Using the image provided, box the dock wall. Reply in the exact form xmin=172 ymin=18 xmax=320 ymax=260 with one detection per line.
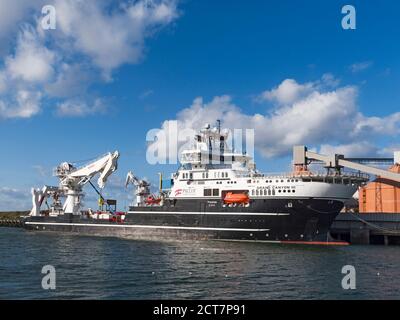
xmin=331 ymin=213 xmax=400 ymax=245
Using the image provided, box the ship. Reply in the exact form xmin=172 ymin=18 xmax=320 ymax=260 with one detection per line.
xmin=23 ymin=122 xmax=368 ymax=244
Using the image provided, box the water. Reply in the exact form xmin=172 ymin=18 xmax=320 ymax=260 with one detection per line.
xmin=1 ymin=227 xmax=399 ymax=299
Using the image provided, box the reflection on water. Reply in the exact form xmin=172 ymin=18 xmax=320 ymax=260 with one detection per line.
xmin=0 ymin=227 xmax=399 ymax=299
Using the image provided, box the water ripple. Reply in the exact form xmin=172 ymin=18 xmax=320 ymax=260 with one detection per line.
xmin=1 ymin=227 xmax=400 ymax=299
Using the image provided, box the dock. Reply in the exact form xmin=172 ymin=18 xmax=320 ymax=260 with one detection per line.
xmin=331 ymin=213 xmax=400 ymax=245
xmin=0 ymin=212 xmax=26 ymax=228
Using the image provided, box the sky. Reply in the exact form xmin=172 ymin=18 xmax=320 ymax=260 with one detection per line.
xmin=0 ymin=0 xmax=400 ymax=211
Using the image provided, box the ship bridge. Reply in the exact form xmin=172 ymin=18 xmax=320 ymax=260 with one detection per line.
xmin=180 ymin=122 xmax=254 ymax=170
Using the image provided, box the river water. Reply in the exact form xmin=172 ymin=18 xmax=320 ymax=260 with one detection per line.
xmin=0 ymin=227 xmax=399 ymax=299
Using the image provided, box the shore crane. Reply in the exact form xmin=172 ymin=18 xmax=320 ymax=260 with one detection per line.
xmin=293 ymin=146 xmax=400 ymax=182
xmin=30 ymin=151 xmax=120 ymax=216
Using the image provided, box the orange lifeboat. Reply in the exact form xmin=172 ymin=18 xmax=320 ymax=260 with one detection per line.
xmin=223 ymin=192 xmax=249 ymax=205
xmin=145 ymin=195 xmax=161 ymax=205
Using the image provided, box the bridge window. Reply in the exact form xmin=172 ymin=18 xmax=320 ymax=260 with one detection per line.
xmin=204 ymin=189 xmax=212 ymax=196
xmin=213 ymin=189 xmax=219 ymax=196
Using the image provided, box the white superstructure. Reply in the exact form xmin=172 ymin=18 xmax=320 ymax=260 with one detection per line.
xmin=130 ymin=123 xmax=367 ymax=207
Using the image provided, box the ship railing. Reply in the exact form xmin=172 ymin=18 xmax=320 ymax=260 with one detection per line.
xmin=234 ymin=171 xmax=370 ymax=180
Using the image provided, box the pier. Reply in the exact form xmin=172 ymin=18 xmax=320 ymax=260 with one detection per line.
xmin=331 ymin=213 xmax=400 ymax=245
xmin=0 ymin=212 xmax=26 ymax=228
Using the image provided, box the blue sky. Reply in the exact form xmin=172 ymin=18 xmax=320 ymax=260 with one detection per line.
xmin=0 ymin=0 xmax=399 ymax=210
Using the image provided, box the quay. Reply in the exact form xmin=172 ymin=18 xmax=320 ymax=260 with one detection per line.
xmin=331 ymin=213 xmax=400 ymax=245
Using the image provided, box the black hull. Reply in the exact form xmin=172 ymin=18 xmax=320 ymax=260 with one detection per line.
xmin=23 ymin=198 xmax=344 ymax=243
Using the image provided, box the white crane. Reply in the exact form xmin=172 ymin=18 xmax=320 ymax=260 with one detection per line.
xmin=125 ymin=171 xmax=151 ymax=206
xmin=30 ymin=185 xmax=63 ymax=217
xmin=30 ymin=151 xmax=120 ymax=216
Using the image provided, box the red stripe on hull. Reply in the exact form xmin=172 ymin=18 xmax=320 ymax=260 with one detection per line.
xmin=281 ymin=240 xmax=350 ymax=246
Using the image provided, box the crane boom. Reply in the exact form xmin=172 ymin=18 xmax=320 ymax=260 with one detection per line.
xmin=30 ymin=151 xmax=120 ymax=216
xmin=125 ymin=171 xmax=151 ymax=206
xmin=293 ymin=146 xmax=400 ymax=183
xmin=60 ymin=151 xmax=120 ymax=214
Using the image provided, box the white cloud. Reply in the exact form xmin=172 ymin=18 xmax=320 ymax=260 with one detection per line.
xmin=320 ymin=73 xmax=341 ymax=88
xmin=349 ymin=61 xmax=373 ymax=73
xmin=45 ymin=63 xmax=94 ymax=98
xmin=0 ymin=0 xmax=179 ymax=119
xmin=55 ymin=0 xmax=179 ymax=78
xmin=257 ymin=79 xmax=314 ymax=105
xmin=56 ymin=98 xmax=107 ymax=117
xmin=0 ymin=0 xmax=45 ymax=52
xmin=149 ymin=76 xmax=400 ymax=160
xmin=0 ymin=90 xmax=42 ymax=119
xmin=353 ymin=113 xmax=400 ymax=136
xmin=5 ymin=27 xmax=56 ymax=83
xmin=377 ymin=145 xmax=400 ymax=157
xmin=0 ymin=71 xmax=6 ymax=93
xmin=139 ymin=89 xmax=155 ymax=99
xmin=319 ymin=142 xmax=379 ymax=158
xmin=0 ymin=187 xmax=30 ymax=211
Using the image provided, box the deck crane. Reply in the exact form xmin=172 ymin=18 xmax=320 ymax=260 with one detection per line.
xmin=30 ymin=185 xmax=63 ymax=217
xmin=30 ymin=151 xmax=120 ymax=216
xmin=125 ymin=171 xmax=151 ymax=206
